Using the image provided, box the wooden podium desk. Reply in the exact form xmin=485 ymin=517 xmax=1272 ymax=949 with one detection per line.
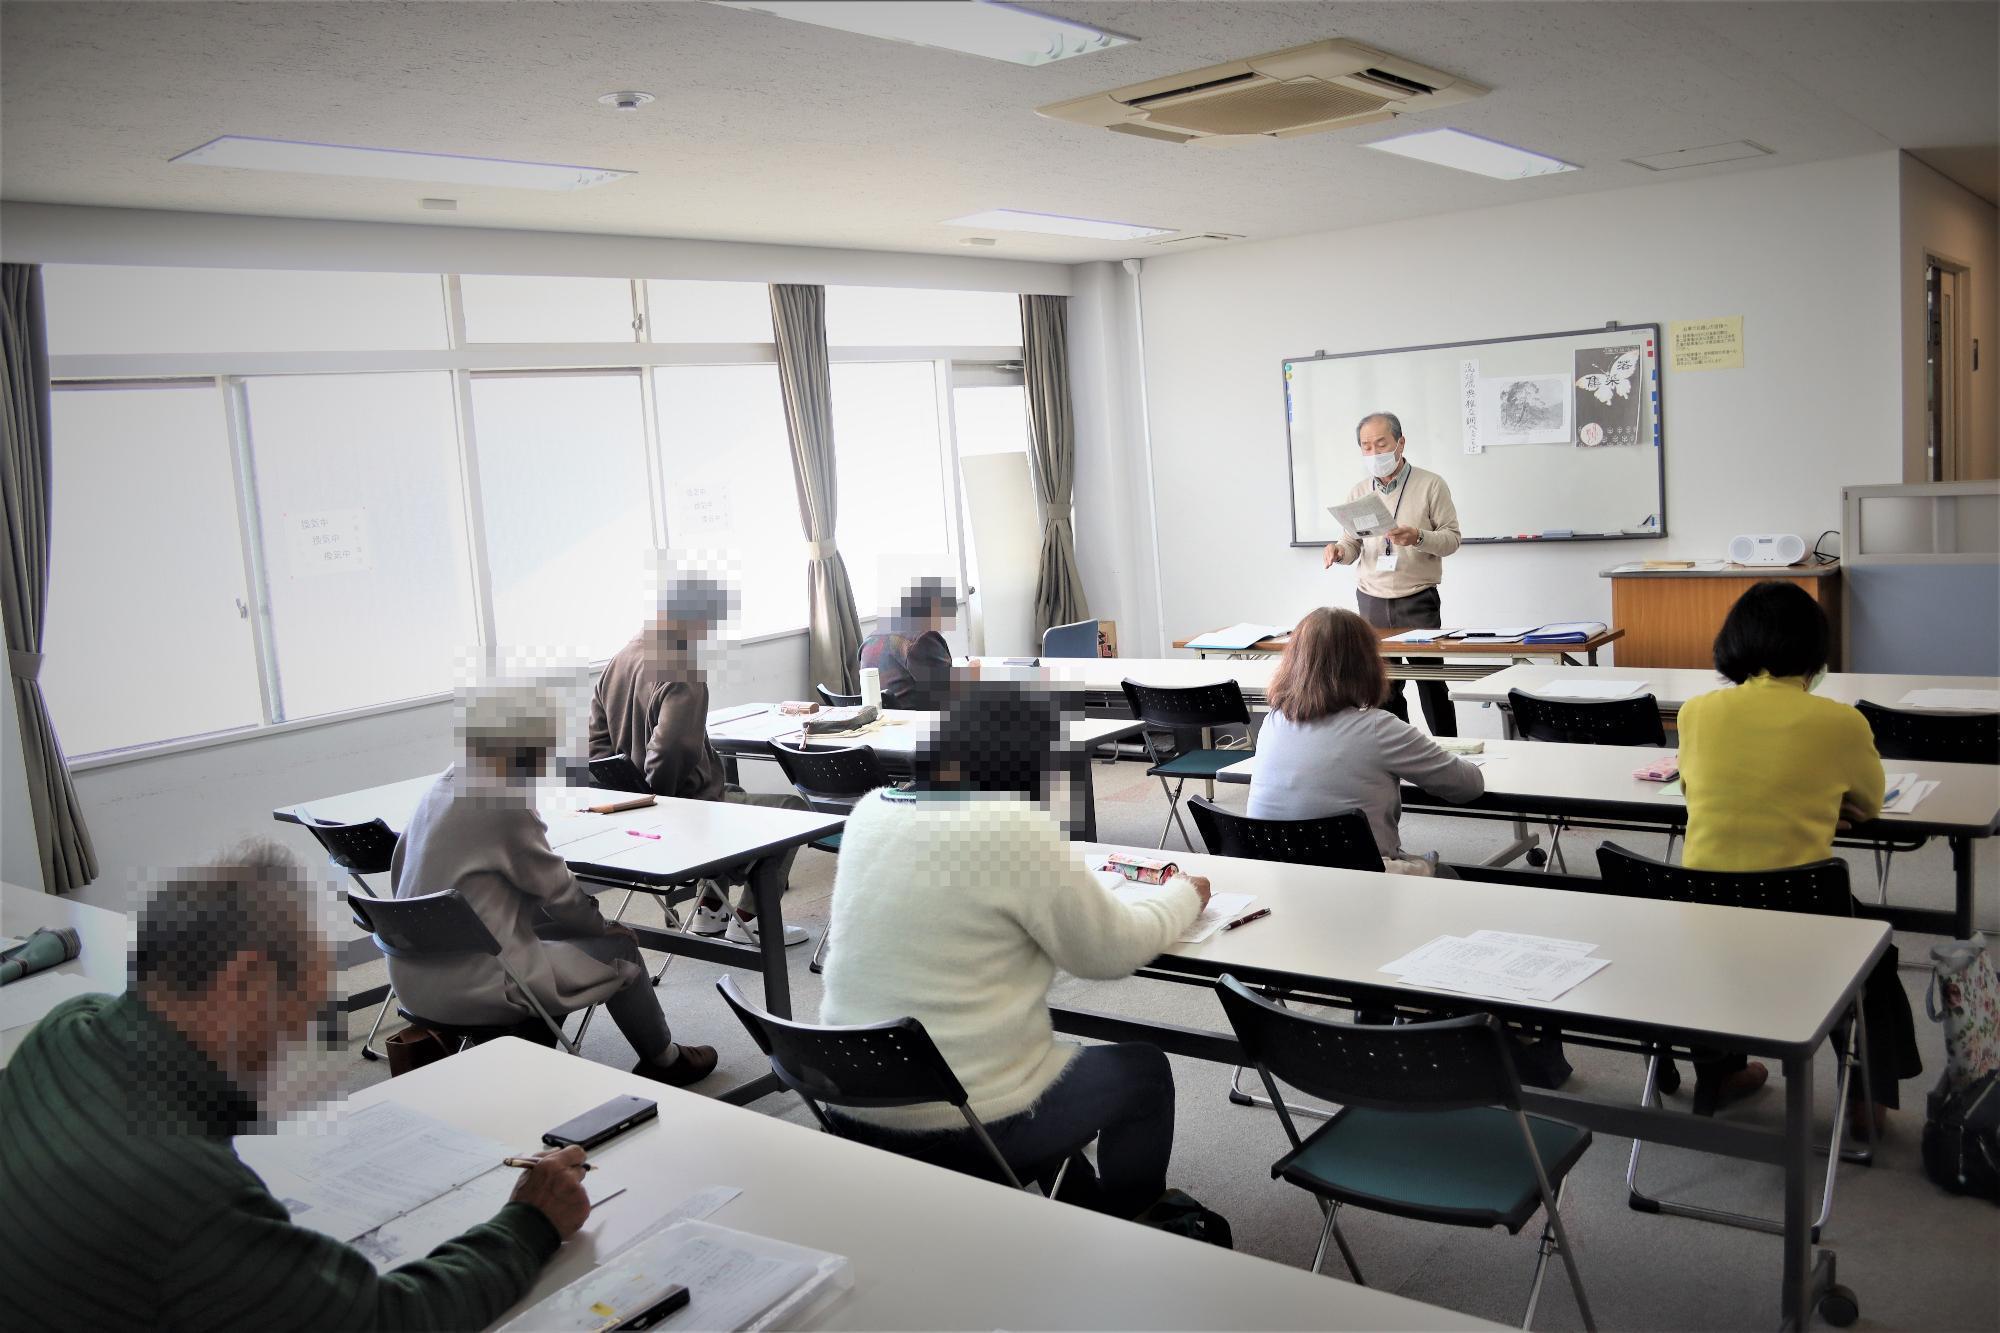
xmin=1602 ymin=563 xmax=1840 ymax=669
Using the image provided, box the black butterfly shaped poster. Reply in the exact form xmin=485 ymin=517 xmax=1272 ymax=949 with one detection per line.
xmin=1572 ymin=345 xmax=1642 ymax=447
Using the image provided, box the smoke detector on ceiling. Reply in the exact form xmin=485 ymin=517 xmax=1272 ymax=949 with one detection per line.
xmin=597 ymin=91 xmax=657 ymax=112
xmin=1037 ymin=38 xmax=1484 ymax=144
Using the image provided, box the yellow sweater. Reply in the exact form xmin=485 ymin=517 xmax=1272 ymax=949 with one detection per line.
xmin=1679 ymin=673 xmax=1885 ymax=871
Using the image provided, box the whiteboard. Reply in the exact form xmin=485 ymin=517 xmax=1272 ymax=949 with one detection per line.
xmin=1283 ymin=324 xmax=1666 ymax=545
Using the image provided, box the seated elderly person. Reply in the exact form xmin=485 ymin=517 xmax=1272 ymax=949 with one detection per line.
xmin=393 ymin=680 xmax=717 ymax=1085
xmin=0 ymin=842 xmax=593 ymax=1330
xmin=819 ymin=681 xmax=1209 ymax=1217
xmin=858 ymin=576 xmax=961 ymax=712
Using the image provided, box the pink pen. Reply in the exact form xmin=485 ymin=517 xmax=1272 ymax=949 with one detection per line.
xmin=625 ymin=829 xmax=661 ymax=841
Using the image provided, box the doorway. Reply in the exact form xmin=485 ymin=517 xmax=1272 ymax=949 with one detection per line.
xmin=1925 ymin=256 xmax=1973 ymax=481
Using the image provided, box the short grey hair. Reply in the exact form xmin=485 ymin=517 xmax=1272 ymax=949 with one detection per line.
xmin=1356 ymin=411 xmax=1404 ymax=443
xmin=458 ymin=680 xmax=561 ymax=758
xmin=133 ymin=841 xmax=318 ymax=996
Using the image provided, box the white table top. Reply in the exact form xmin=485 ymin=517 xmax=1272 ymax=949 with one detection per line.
xmin=1451 ymin=664 xmax=2000 ymax=713
xmin=1084 ymin=843 xmax=1888 ymax=1057
xmin=277 ymin=779 xmax=844 ymax=885
xmin=1 ymin=881 xmax=132 ymax=1065
xmin=709 ymin=707 xmax=1140 ymax=754
xmin=977 ymin=656 xmax=1281 ymax=696
xmin=1216 ymin=739 xmax=2000 ymax=834
xmin=355 ymin=1038 xmax=1491 ymax=1332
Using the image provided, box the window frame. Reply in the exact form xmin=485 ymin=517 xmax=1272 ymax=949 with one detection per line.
xmin=49 ymin=275 xmax=1024 ymax=766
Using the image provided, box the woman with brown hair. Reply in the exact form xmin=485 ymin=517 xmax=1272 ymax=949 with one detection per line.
xmin=1247 ymin=606 xmax=1483 ymax=874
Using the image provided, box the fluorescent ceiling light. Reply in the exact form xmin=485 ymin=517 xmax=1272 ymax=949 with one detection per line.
xmin=711 ymin=1 xmax=1133 ymax=66
xmin=942 ymin=208 xmax=1173 ymax=241
xmin=1364 ymin=128 xmax=1577 ymax=180
xmin=171 ymin=136 xmax=631 ymax=191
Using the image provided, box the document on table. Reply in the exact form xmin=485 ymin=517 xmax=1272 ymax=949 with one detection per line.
xmin=1328 ymin=493 xmax=1395 ymax=536
xmin=352 ymin=1166 xmax=630 ymax=1272
xmin=499 ymin=1219 xmax=851 ymax=1333
xmin=1381 ymin=932 xmax=1610 ymax=1003
xmin=1186 ymin=623 xmax=1290 ymax=650
xmin=1101 ymin=876 xmax=1254 ymax=944
xmin=1896 ymin=688 xmax=2000 ymax=712
xmin=0 ymin=969 xmax=99 ymax=1029
xmin=1881 ymin=771 xmax=1940 ymax=816
xmin=1527 ymin=679 xmax=1650 ymax=701
xmin=239 ymin=1102 xmax=510 ymax=1244
xmin=1381 ymin=627 xmax=1459 ymax=644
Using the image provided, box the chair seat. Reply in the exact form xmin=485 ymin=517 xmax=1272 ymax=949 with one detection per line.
xmin=1274 ymin=1106 xmax=1590 ymax=1233
xmin=810 ymin=830 xmax=843 ymax=853
xmin=1146 ymin=749 xmax=1246 ymax=779
xmin=396 ymin=1009 xmax=563 ymax=1049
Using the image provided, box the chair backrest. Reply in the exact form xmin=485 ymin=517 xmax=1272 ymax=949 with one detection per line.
xmin=586 ymin=753 xmax=651 ymax=793
xmin=1856 ymin=700 xmax=2000 ymax=765
xmin=1216 ymin=975 xmax=1521 ymax=1114
xmin=347 ymin=890 xmax=504 ymax=960
xmin=817 ymin=684 xmax=863 ymax=708
xmin=1040 ymin=618 xmax=1100 ymax=659
xmin=1121 ymin=678 xmax=1251 ymax=730
xmin=1509 ymin=689 xmax=1666 ymax=747
xmin=769 ymin=738 xmax=891 ymax=805
xmin=1189 ymin=796 xmax=1385 ymax=872
xmin=716 ymin=975 xmax=972 ymax=1110
xmin=1594 ymin=842 xmax=1852 ymax=917
xmin=302 ymin=817 xmax=398 ymax=876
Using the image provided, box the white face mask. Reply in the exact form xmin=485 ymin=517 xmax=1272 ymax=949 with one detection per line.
xmin=1365 ymin=450 xmax=1403 ymax=479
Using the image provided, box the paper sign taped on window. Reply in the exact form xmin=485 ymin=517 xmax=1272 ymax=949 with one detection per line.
xmin=681 ymin=482 xmax=733 ymax=533
xmin=285 ymin=509 xmax=372 ymax=577
xmin=1669 ymin=317 xmax=1743 ymax=370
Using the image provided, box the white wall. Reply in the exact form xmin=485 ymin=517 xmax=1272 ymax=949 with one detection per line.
xmin=1094 ymin=152 xmax=1905 ymax=648
xmin=1899 ymin=154 xmax=1999 ymax=482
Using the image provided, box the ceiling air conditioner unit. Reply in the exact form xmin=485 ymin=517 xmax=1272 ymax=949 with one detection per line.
xmin=1037 ymin=39 xmax=1485 ymax=144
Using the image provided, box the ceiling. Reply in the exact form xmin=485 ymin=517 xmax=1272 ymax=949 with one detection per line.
xmin=3 ymin=1 xmax=1995 ymax=263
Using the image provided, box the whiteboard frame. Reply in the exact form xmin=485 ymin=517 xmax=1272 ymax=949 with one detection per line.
xmin=1281 ymin=322 xmax=1668 ymax=548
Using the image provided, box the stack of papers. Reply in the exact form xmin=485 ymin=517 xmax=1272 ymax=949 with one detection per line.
xmin=352 ymin=1162 xmax=630 ymax=1272
xmin=1523 ymin=621 xmax=1607 ymax=644
xmin=1381 ymin=930 xmax=1610 ymax=1003
xmin=1381 ymin=628 xmax=1455 ymax=644
xmin=1882 ymin=771 xmax=1940 ymax=816
xmin=1896 ymin=689 xmax=2000 ymax=712
xmin=1186 ymin=623 xmax=1290 ymax=650
xmin=502 ymin=1219 xmax=852 ymax=1333
xmin=1528 ymin=679 xmax=1649 ymax=701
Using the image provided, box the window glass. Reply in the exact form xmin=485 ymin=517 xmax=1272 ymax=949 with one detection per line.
xmin=458 ymin=275 xmax=636 ymax=343
xmin=644 ymin=280 xmax=773 ymax=343
xmin=831 ymin=362 xmax=954 ymax=617
xmin=469 ymin=373 xmax=654 ymax=664
xmin=952 ymin=383 xmax=1031 ymax=456
xmin=825 ymin=287 xmax=1021 ymax=347
xmin=42 ymin=265 xmax=448 ymax=355
xmin=43 ymin=384 xmax=264 ymax=754
xmin=244 ymin=373 xmax=476 ymax=719
xmin=652 ymin=365 xmax=807 ymax=637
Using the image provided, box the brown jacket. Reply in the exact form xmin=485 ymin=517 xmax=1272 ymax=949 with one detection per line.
xmin=589 ymin=635 xmax=727 ymax=801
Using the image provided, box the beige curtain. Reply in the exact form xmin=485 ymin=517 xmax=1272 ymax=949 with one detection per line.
xmin=768 ymin=284 xmax=863 ymax=693
xmin=1020 ymin=294 xmax=1089 ymax=638
xmin=1 ymin=264 xmax=97 ymax=893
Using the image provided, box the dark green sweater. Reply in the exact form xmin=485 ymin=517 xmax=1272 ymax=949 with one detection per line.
xmin=0 ymin=992 xmax=560 ymax=1331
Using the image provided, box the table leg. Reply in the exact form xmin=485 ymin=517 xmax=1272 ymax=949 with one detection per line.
xmin=1951 ymin=836 xmax=1975 ymax=939
xmin=750 ymin=870 xmax=792 ymax=1020
xmin=1780 ymin=1053 xmax=1814 ymax=1330
xmin=1073 ymin=749 xmax=1098 ymax=842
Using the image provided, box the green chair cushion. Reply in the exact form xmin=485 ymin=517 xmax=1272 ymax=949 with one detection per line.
xmin=809 ymin=830 xmax=843 ymax=853
xmin=1147 ymin=749 xmax=1248 ymax=779
xmin=1273 ymin=1105 xmax=1589 ymax=1234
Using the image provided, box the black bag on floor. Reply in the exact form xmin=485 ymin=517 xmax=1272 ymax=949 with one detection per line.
xmin=1921 ymin=1070 xmax=2000 ymax=1203
xmin=1136 ymin=1188 xmax=1234 ymax=1248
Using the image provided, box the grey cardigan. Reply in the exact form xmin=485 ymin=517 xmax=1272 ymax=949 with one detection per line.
xmin=386 ymin=766 xmax=639 ymax=1025
xmin=1246 ymin=707 xmax=1484 ymax=860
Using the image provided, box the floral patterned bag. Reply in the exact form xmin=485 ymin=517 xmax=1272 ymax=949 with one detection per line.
xmin=1928 ymin=936 xmax=2000 ymax=1093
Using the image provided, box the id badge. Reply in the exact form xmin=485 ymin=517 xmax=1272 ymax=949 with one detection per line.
xmin=1377 ymin=541 xmax=1400 ymax=572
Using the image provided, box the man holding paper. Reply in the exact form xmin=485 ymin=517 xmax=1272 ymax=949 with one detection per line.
xmin=1322 ymin=411 xmax=1463 ymax=735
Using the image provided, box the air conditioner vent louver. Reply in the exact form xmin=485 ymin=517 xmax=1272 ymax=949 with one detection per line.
xmin=1148 ymin=232 xmax=1245 ymax=247
xmin=1038 ymin=38 xmax=1485 ymax=143
xmin=1144 ymin=81 xmax=1394 ymax=137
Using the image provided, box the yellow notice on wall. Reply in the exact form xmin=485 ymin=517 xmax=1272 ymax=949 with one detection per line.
xmin=1669 ymin=317 xmax=1744 ymax=370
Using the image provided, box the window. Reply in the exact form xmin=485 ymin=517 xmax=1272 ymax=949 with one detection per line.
xmin=459 ymin=275 xmax=636 ymax=343
xmin=831 ymin=362 xmax=954 ymax=616
xmin=952 ymin=382 xmax=1031 ymax=457
xmin=243 ymin=373 xmax=476 ymax=719
xmin=825 ymin=287 xmax=1021 ymax=347
xmin=652 ymin=365 xmax=807 ymax=637
xmin=42 ymin=384 xmax=264 ymax=754
xmin=42 ymin=265 xmax=449 ymax=355
xmin=644 ymin=281 xmax=773 ymax=343
xmin=469 ymin=372 xmax=655 ymax=664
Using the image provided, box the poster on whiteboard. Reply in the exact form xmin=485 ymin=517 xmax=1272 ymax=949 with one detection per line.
xmin=285 ymin=509 xmax=372 ymax=577
xmin=1474 ymin=374 xmax=1571 ymax=446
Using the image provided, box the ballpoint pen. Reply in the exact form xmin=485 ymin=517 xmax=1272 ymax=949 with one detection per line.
xmin=502 ymin=1155 xmax=597 ymax=1172
xmin=1222 ymin=907 xmax=1272 ymax=932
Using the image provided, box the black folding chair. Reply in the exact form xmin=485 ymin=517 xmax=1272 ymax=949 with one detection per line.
xmin=769 ymin=738 xmax=887 ymax=971
xmin=1855 ymin=700 xmax=1999 ymax=904
xmin=1507 ymin=689 xmax=1668 ymax=870
xmin=1594 ymin=843 xmax=1873 ymax=1237
xmin=1189 ymin=797 xmax=1385 ymax=872
xmin=302 ymin=817 xmax=400 ymax=1060
xmin=716 ymin=975 xmax=1070 ymax=1197
xmin=347 ymin=889 xmax=593 ymax=1056
xmin=817 ymin=684 xmax=863 ymax=707
xmin=1217 ymin=976 xmax=1595 ymax=1331
xmin=1121 ymin=678 xmax=1252 ymax=849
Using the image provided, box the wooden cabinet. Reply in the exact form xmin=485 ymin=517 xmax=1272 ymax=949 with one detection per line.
xmin=1603 ymin=565 xmax=1842 ymax=669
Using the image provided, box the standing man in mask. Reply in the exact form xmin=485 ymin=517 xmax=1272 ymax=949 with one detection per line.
xmin=1322 ymin=412 xmax=1462 ymax=736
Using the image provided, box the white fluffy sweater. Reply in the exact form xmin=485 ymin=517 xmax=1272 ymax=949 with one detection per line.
xmin=819 ymin=790 xmax=1202 ymax=1132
